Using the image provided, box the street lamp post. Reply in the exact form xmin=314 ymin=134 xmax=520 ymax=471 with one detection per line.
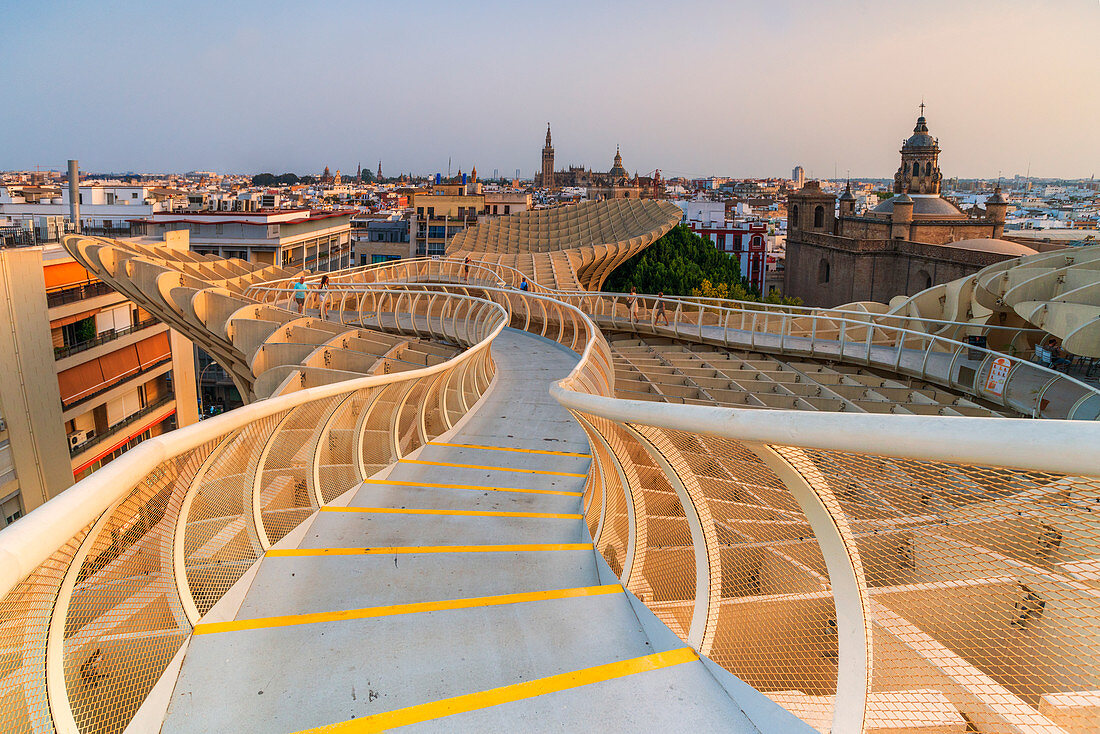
xmin=196 ymin=360 xmax=219 ymax=419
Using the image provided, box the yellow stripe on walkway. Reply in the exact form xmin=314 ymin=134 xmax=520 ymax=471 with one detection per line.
xmin=294 ymin=647 xmax=698 ymax=733
xmin=320 ymin=506 xmax=582 ymax=520
xmin=428 ymin=441 xmax=591 ymax=459
xmin=361 ymin=478 xmax=581 ymax=497
xmin=192 ymin=585 xmax=621 ymax=636
xmin=400 ymin=458 xmax=586 ymax=478
xmin=266 ymin=543 xmax=592 ymax=557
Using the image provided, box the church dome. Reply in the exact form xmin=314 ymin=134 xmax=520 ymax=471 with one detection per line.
xmin=873 ymin=194 xmax=965 ymax=218
xmin=942 ymin=238 xmax=1036 ymax=257
xmin=904 ymin=116 xmax=937 ymax=148
xmin=608 ymin=146 xmax=628 ymax=180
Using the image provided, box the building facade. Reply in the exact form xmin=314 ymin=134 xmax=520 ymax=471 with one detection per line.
xmin=411 ymin=183 xmax=486 ymax=257
xmin=0 ymin=183 xmax=186 ymax=237
xmin=0 ymin=242 xmax=198 ymax=526
xmin=132 ymin=209 xmax=354 ymax=271
xmin=353 ymin=218 xmax=412 ymax=265
xmin=784 ymin=111 xmax=1031 ymax=306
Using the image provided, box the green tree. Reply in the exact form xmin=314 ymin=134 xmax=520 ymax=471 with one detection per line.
xmin=605 ymin=225 xmax=745 ymax=296
xmin=251 ymin=173 xmax=276 ymax=186
xmin=605 ymin=224 xmax=802 ymax=305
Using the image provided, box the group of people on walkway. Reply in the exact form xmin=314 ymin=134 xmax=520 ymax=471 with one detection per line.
xmin=286 ymin=263 xmax=676 ymax=332
xmin=292 ymin=274 xmax=330 ymax=318
xmin=627 ymin=287 xmax=670 ymax=326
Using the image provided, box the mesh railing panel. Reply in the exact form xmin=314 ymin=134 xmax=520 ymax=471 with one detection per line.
xmin=184 ymin=420 xmax=275 ymax=616
xmin=0 ymin=530 xmax=92 ymax=734
xmin=785 ymin=447 xmax=1100 ymax=733
xmin=64 ymin=451 xmax=202 ymax=734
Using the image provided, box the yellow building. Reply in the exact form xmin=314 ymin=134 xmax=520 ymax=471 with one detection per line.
xmin=411 ymin=182 xmax=486 ymax=257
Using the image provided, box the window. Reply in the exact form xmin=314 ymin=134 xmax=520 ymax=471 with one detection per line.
xmin=818 ymin=259 xmax=831 ymax=284
xmin=912 ymin=161 xmax=920 ymax=176
xmin=416 ymin=207 xmax=424 ymax=216
xmin=790 ymin=204 xmax=798 ymax=223
xmin=132 ymin=192 xmax=138 ymax=199
xmin=925 ymin=162 xmax=932 ymax=176
xmin=504 ymin=205 xmax=510 ymax=215
xmin=428 ymin=226 xmax=445 ymax=239
xmin=813 ymin=205 xmax=824 ymax=228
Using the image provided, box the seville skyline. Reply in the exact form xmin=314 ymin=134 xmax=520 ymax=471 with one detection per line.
xmin=3 ymin=0 xmax=1098 ymax=179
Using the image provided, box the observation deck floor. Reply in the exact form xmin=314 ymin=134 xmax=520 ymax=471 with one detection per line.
xmin=160 ymin=328 xmax=808 ymax=733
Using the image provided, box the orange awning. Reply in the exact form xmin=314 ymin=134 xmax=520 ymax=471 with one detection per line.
xmin=44 ymin=261 xmax=92 ymax=290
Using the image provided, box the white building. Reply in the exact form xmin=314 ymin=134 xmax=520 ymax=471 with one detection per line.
xmin=0 ymin=184 xmax=185 ymax=234
xmin=674 ymin=200 xmax=725 ymax=226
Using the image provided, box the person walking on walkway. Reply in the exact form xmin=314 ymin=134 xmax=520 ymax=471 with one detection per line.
xmin=318 ymin=274 xmax=330 ymax=320
xmin=628 ymin=287 xmax=639 ymax=322
xmin=654 ymin=291 xmax=669 ymax=326
xmin=292 ymin=275 xmax=308 ymax=314
xmin=463 ymin=256 xmax=471 ymax=281
xmin=519 ymin=277 xmax=529 ymax=292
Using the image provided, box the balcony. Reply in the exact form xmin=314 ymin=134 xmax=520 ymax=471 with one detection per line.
xmin=54 ymin=317 xmax=160 ymax=360
xmin=68 ymin=394 xmax=175 ymax=457
xmin=46 ymin=280 xmax=114 ymax=308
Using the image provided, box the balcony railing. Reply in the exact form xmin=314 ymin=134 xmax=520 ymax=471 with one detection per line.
xmin=54 ymin=318 xmax=160 ymax=360
xmin=68 ymin=394 xmax=175 ymax=457
xmin=46 ymin=280 xmax=115 ymax=308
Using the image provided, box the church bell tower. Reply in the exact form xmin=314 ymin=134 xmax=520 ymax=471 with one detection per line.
xmin=541 ymin=123 xmax=555 ymax=189
xmin=893 ymin=103 xmax=943 ymax=195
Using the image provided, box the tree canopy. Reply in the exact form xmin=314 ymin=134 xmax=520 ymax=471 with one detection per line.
xmin=250 ymin=172 xmax=302 ymax=186
xmin=605 ymin=225 xmax=743 ymax=296
xmin=604 ymin=224 xmax=801 ymax=305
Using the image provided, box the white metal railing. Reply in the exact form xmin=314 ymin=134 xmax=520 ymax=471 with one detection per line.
xmin=272 ymin=255 xmax=1045 ymax=345
xmin=247 ymin=274 xmax=1100 ymax=421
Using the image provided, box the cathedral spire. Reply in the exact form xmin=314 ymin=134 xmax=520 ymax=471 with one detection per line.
xmin=545 ymin=123 xmax=552 ymax=147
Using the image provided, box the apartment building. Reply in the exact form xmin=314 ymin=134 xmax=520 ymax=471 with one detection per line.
xmin=352 ymin=215 xmax=412 ymax=265
xmin=0 ymin=183 xmax=186 ymax=236
xmin=0 ymin=243 xmax=198 ymax=526
xmin=676 ymin=201 xmax=769 ymax=292
xmin=484 ymin=191 xmax=531 ymax=217
xmin=132 ymin=209 xmax=354 ymax=271
xmin=411 ymin=183 xmax=485 ymax=257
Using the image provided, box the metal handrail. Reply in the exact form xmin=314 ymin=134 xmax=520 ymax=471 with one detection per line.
xmin=262 ymin=255 xmax=1043 ymax=339
xmin=248 ymin=279 xmax=1100 ymax=420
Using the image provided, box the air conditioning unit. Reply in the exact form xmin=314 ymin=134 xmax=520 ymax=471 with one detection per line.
xmin=68 ymin=430 xmax=91 ymax=449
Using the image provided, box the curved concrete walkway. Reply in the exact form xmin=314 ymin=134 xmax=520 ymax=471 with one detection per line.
xmin=160 ymin=329 xmax=812 ymax=733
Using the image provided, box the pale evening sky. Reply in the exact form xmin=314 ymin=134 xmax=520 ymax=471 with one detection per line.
xmin=2 ymin=0 xmax=1097 ymax=180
